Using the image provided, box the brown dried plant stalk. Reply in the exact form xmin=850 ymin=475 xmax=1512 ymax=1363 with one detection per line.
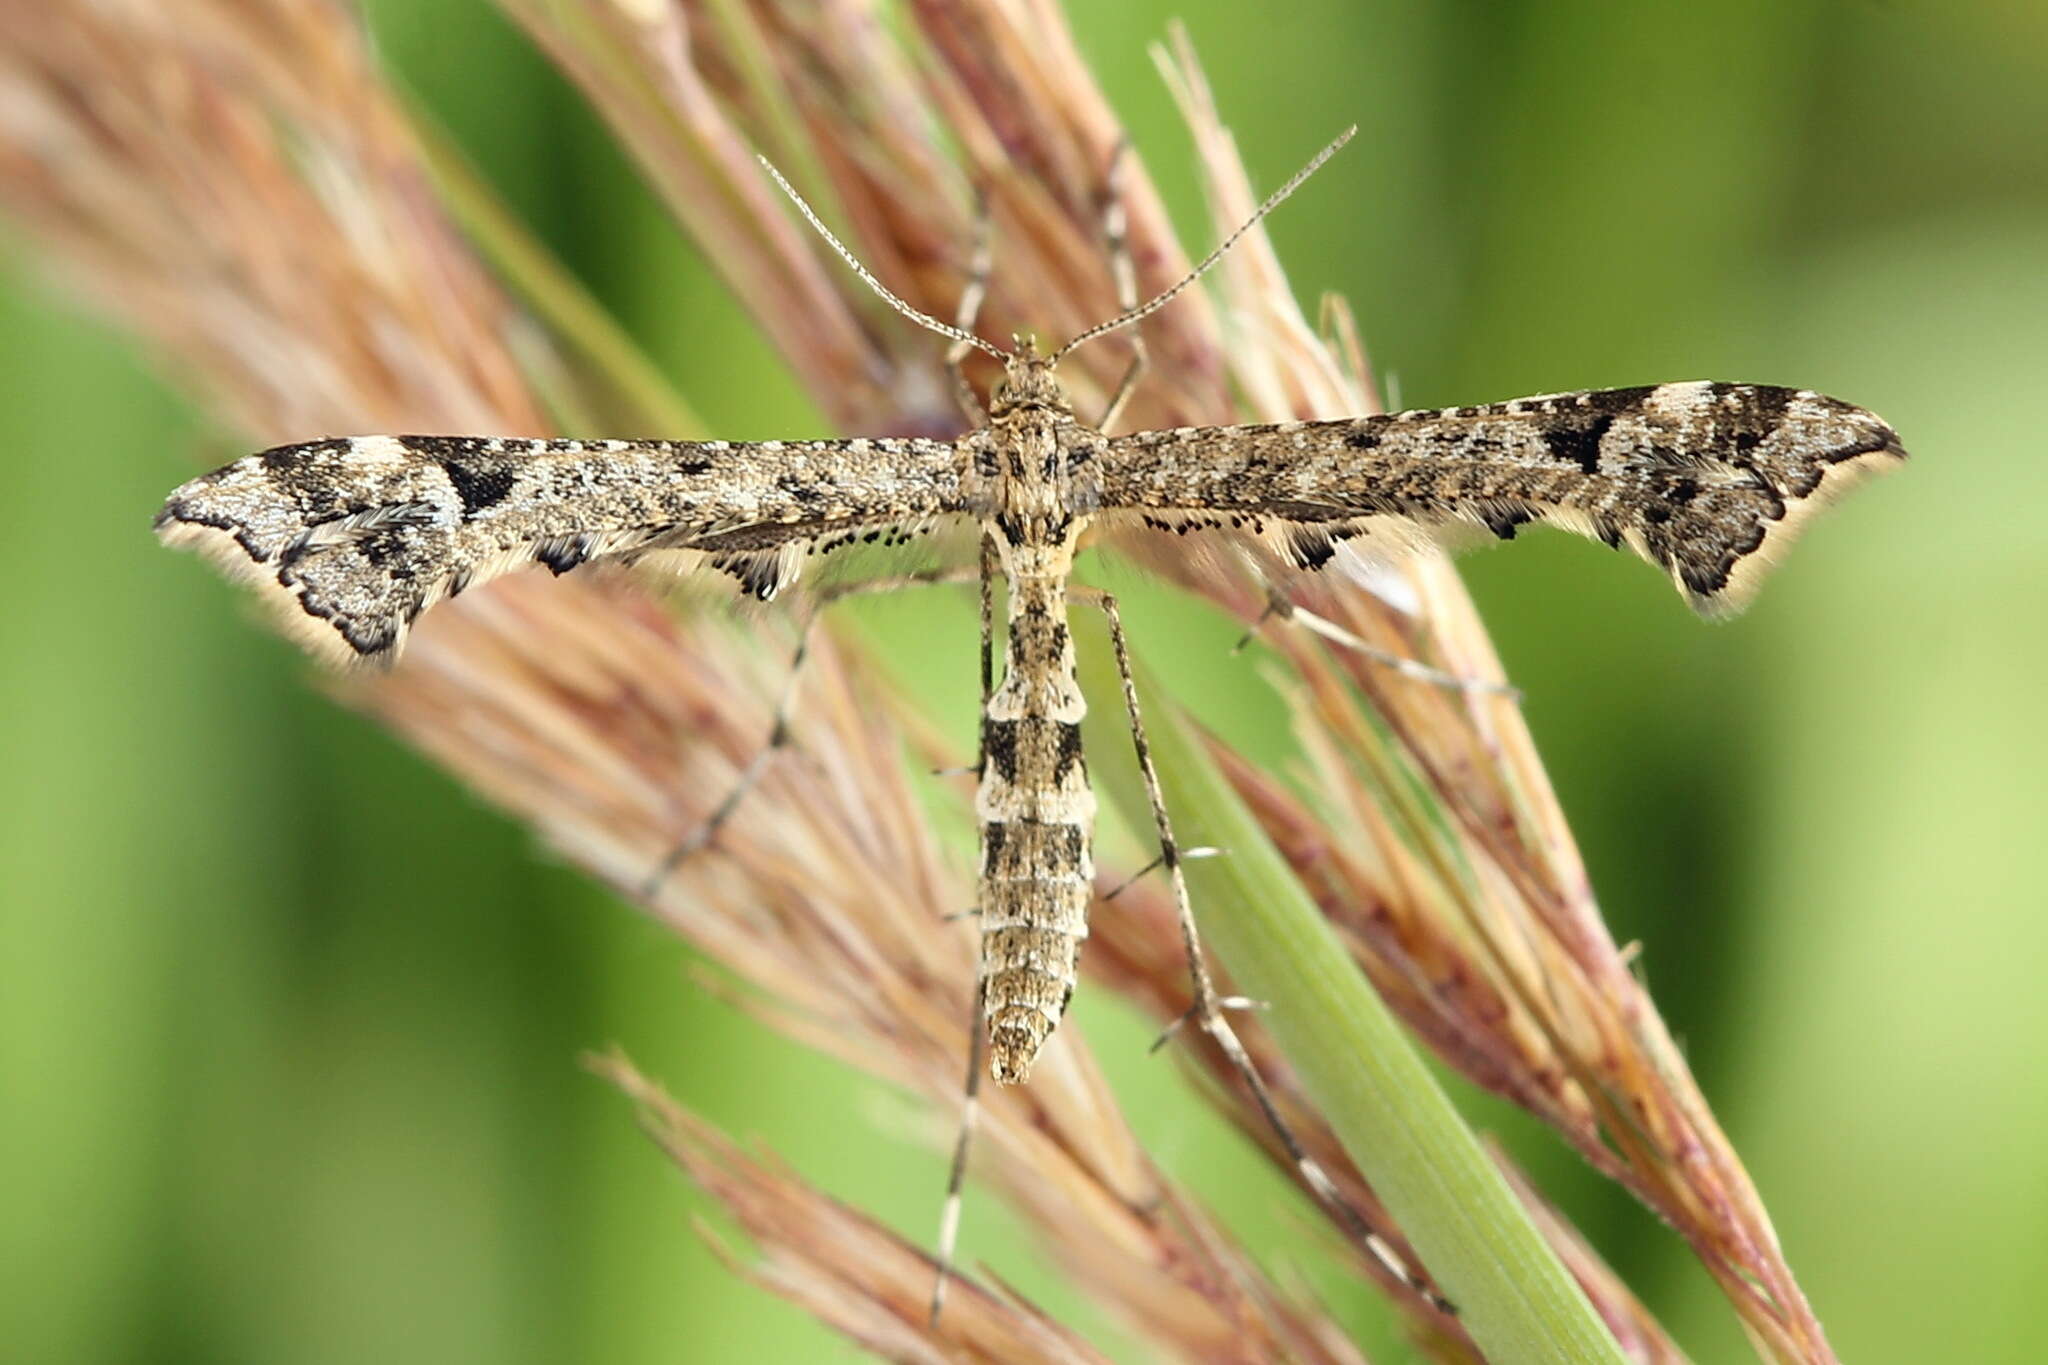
xmin=0 ymin=1 xmax=1833 ymax=1362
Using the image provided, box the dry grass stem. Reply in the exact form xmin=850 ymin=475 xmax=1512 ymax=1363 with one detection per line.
xmin=1 ymin=1 xmax=1837 ymax=1360
xmin=595 ymin=1052 xmax=1119 ymax=1365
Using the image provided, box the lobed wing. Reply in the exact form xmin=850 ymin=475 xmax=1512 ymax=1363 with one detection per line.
xmin=1096 ymin=382 xmax=1905 ymax=615
xmin=156 ymin=434 xmax=966 ymax=664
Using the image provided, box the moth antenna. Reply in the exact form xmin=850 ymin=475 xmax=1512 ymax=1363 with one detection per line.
xmin=1056 ymin=125 xmax=1357 ymax=361
xmin=757 ymin=155 xmax=1008 ymax=361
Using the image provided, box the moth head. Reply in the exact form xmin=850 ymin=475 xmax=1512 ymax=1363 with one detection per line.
xmin=989 ymin=337 xmax=1071 ymax=416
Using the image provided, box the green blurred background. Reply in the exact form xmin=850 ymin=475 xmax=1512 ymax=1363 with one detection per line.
xmin=5 ymin=2 xmax=2045 ymax=1361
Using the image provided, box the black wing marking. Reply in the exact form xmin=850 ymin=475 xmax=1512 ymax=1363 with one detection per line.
xmin=156 ymin=434 xmax=965 ymax=662
xmin=1096 ymin=383 xmax=1903 ymax=615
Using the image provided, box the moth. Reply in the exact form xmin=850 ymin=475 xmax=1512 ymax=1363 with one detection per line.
xmin=154 ymin=130 xmax=1905 ymax=1315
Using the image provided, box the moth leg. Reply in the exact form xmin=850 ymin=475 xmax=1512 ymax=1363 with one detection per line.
xmin=639 ymin=566 xmax=982 ymax=898
xmin=976 ymin=532 xmax=995 ymax=764
xmin=1092 ymin=139 xmax=1149 ymax=433
xmin=927 ymin=535 xmax=1000 ymax=782
xmin=930 ymin=976 xmax=989 ymax=1327
xmin=945 ymin=188 xmax=994 ymax=426
xmin=1242 ymin=590 xmax=1521 ymax=699
xmin=923 ymin=541 xmax=1007 ymax=1328
xmin=1069 ymin=583 xmax=1455 ymax=1316
xmin=1102 ymin=843 xmax=1221 ymax=901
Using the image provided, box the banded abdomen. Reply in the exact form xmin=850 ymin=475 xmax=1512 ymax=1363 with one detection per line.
xmin=975 ymin=550 xmax=1092 ymax=1085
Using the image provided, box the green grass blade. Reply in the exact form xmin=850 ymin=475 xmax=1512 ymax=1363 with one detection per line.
xmin=1076 ymin=628 xmax=1626 ymax=1365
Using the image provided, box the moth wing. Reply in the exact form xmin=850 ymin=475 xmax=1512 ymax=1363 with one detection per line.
xmin=156 ymin=434 xmax=968 ymax=664
xmin=1095 ymin=383 xmax=1903 ymax=615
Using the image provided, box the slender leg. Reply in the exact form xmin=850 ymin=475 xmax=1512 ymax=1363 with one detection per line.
xmin=927 ymin=539 xmax=1000 ymax=782
xmin=928 ymin=534 xmax=1000 ymax=1323
xmin=977 ymin=533 xmax=996 ymax=728
xmin=1070 ymin=583 xmax=1454 ymax=1315
xmin=947 ymin=189 xmax=994 ymax=426
xmin=1093 ymin=139 xmax=1149 ymax=433
xmin=1102 ymin=843 xmax=1220 ymax=902
xmin=1241 ymin=591 xmax=1521 ymax=699
xmin=930 ymin=978 xmax=989 ymax=1326
xmin=639 ymin=567 xmax=981 ymax=899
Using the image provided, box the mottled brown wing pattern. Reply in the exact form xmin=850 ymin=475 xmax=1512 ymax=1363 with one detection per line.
xmin=155 ymin=434 xmax=965 ymax=664
xmin=1097 ymin=382 xmax=1905 ymax=615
